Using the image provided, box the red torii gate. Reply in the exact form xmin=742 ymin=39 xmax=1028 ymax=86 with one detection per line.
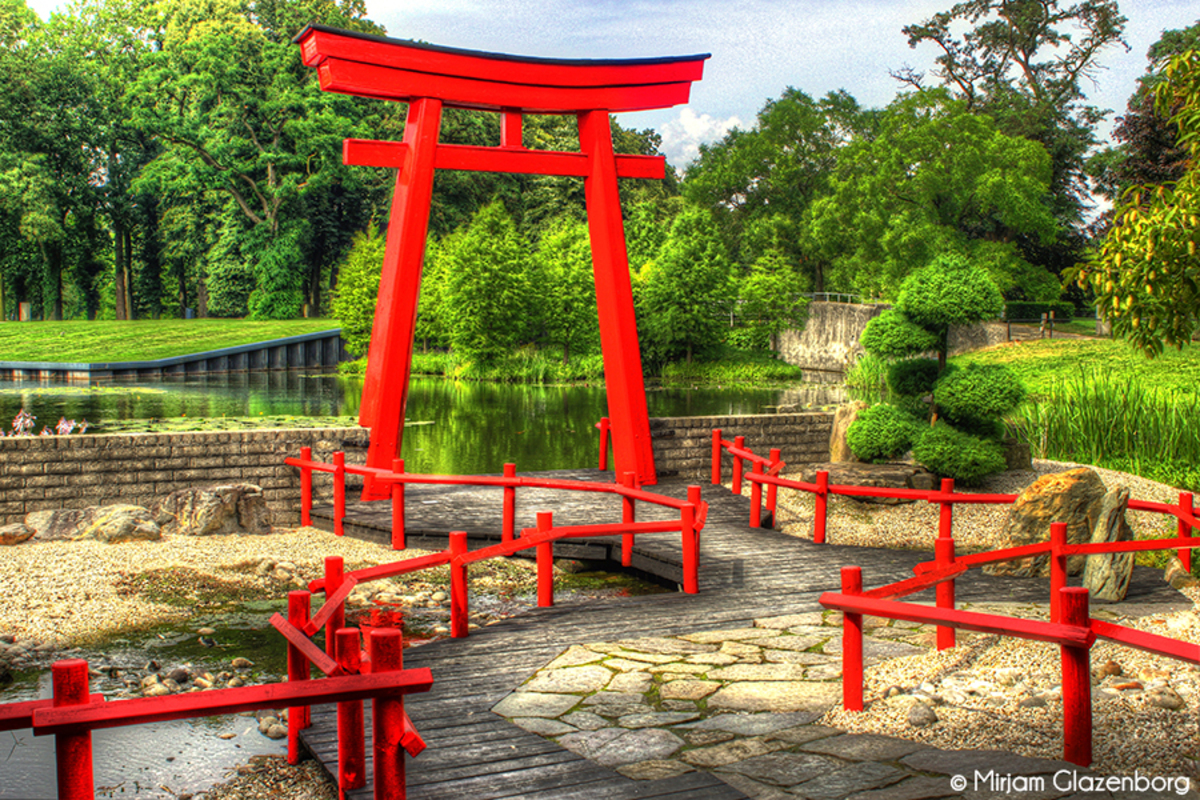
xmin=295 ymin=25 xmax=708 ymax=496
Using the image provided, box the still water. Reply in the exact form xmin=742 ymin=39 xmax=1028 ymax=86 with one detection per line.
xmin=0 ymin=374 xmax=845 ymax=474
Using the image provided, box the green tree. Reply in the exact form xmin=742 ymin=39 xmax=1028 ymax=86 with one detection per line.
xmin=536 ymin=217 xmax=597 ymax=365
xmin=807 ymin=89 xmax=1059 ymax=298
xmin=331 ymin=223 xmax=386 ymax=356
xmin=732 ymin=250 xmax=809 ymax=351
xmin=1072 ymin=49 xmax=1200 ymax=356
xmin=636 ymin=207 xmax=732 ymax=365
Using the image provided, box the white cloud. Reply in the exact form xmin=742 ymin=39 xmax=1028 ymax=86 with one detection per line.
xmin=658 ymin=108 xmax=743 ymax=171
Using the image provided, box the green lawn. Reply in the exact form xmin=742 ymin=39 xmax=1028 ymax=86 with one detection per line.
xmin=952 ymin=337 xmax=1200 ymax=399
xmin=0 ymin=319 xmax=341 ymax=363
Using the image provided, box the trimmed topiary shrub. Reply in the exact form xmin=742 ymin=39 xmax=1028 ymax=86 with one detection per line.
xmin=860 ymin=309 xmax=941 ymax=359
xmin=912 ymin=424 xmax=1007 ymax=486
xmin=896 ymin=253 xmax=1004 ymax=331
xmin=846 ymin=404 xmax=920 ymax=463
xmin=887 ymin=358 xmax=940 ymax=398
xmin=933 ymin=363 xmax=1026 ymax=426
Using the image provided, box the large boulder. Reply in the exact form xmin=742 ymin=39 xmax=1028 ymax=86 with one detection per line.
xmin=77 ymin=505 xmax=162 ymax=544
xmin=829 ymin=401 xmax=868 ymax=463
xmin=0 ymin=523 xmax=34 ymax=546
xmin=794 ymin=462 xmax=937 ymax=505
xmin=1081 ymin=487 xmax=1134 ymax=603
xmin=154 ymin=484 xmax=272 ymax=536
xmin=983 ymin=468 xmax=1106 ymax=577
xmin=24 ymin=508 xmax=99 ymax=541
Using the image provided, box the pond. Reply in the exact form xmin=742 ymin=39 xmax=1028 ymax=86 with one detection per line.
xmin=0 ymin=374 xmax=846 ymax=475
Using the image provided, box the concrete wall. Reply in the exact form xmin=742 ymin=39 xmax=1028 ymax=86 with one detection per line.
xmin=650 ymin=413 xmax=834 ymax=480
xmin=0 ymin=427 xmax=368 ymax=526
xmin=776 ymin=302 xmax=889 ymax=380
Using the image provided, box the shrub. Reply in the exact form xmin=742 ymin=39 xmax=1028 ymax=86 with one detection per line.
xmin=860 ymin=309 xmax=940 ymax=359
xmin=886 ymin=358 xmax=939 ymax=398
xmin=331 ymin=225 xmax=387 ymax=357
xmin=1003 ymin=300 xmax=1075 ymax=322
xmin=913 ymin=424 xmax=1007 ymax=486
xmin=846 ymin=404 xmax=920 ymax=463
xmin=933 ymin=363 xmax=1025 ymax=426
xmin=896 ymin=252 xmax=1004 ymax=330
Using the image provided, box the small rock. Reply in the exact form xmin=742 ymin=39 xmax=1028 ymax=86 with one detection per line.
xmin=227 ymin=677 xmax=245 ymax=688
xmin=1096 ymin=660 xmax=1122 ymax=679
xmin=258 ymin=716 xmax=280 ymax=733
xmin=265 ymin=724 xmax=287 ymax=739
xmin=907 ymin=703 xmax=938 ymax=728
xmin=1018 ymin=695 xmax=1047 ymax=709
xmin=0 ymin=522 xmax=34 ymax=546
xmin=431 ymin=591 xmax=448 ymax=603
xmin=1146 ymin=687 xmax=1185 ymax=710
xmin=169 ymin=667 xmax=191 ymax=684
xmin=194 ymin=677 xmax=213 ymax=689
xmin=217 ymin=732 xmax=237 ymax=740
xmin=231 ymin=657 xmax=254 ymax=669
xmin=197 ymin=628 xmax=216 ymax=636
xmin=145 ymin=684 xmax=171 ymax=697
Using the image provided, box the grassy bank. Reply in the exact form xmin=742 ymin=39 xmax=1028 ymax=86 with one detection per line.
xmin=0 ymin=319 xmax=340 ymax=362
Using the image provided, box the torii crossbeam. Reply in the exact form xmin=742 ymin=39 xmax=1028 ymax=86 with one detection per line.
xmin=295 ymin=25 xmax=708 ymax=497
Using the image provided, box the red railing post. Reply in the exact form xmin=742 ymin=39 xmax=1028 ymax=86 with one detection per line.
xmin=710 ymin=428 xmax=722 ymax=485
xmin=937 ymin=478 xmax=954 ymax=539
xmin=1060 ymin=586 xmax=1093 ymax=767
xmin=300 ymin=446 xmax=313 ymax=526
xmin=749 ymin=461 xmax=764 ymax=528
xmin=688 ymin=485 xmax=703 ymax=558
xmin=596 ymin=417 xmax=610 ymax=471
xmin=935 ymin=536 xmax=956 ymax=651
xmin=681 ymin=501 xmax=699 ymax=594
xmin=536 ymin=511 xmax=554 ymax=607
xmin=333 ymin=450 xmax=346 ymax=536
xmin=1050 ymin=522 xmax=1068 ymax=623
xmin=731 ymin=435 xmax=745 ymax=494
xmin=324 ymin=557 xmax=345 ymax=662
xmin=286 ymin=590 xmax=312 ymax=765
xmin=766 ymin=448 xmax=781 ymax=523
xmin=841 ymin=566 xmax=864 ymax=712
xmin=449 ymin=531 xmax=469 ymax=638
xmin=369 ymin=629 xmax=407 ymax=800
xmin=53 ymin=659 xmax=93 ymax=800
xmin=391 ymin=458 xmax=406 ymax=550
xmin=814 ymin=470 xmax=829 ymax=544
xmin=620 ymin=471 xmax=636 ymax=567
xmin=502 ymin=463 xmax=517 ymax=544
xmin=1179 ymin=492 xmax=1194 ymax=573
xmin=336 ymin=628 xmax=366 ymax=793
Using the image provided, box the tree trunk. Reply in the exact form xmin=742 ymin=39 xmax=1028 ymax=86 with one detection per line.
xmin=124 ymin=229 xmax=134 ymax=319
xmin=196 ymin=272 xmax=208 ymax=318
xmin=308 ymin=262 xmax=322 ymax=318
xmin=42 ymin=242 xmax=63 ymax=321
xmin=562 ymin=340 xmax=570 ymax=366
xmin=114 ymin=218 xmax=128 ymax=321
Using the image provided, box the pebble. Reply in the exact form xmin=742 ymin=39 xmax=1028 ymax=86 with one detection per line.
xmin=907 ymin=704 xmax=938 ymax=727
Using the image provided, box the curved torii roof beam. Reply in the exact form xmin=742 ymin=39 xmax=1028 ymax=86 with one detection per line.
xmin=295 ymin=24 xmax=709 ymax=495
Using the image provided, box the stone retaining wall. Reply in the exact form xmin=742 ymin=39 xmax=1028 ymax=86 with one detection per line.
xmin=0 ymin=427 xmax=368 ymax=526
xmin=650 ymin=413 xmax=834 ymax=480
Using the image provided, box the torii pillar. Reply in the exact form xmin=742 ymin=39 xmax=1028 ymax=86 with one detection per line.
xmin=295 ymin=25 xmax=708 ymax=497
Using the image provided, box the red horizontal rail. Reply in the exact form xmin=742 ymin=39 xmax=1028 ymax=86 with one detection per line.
xmin=1061 ymin=537 xmax=1200 ymax=556
xmin=284 ymin=457 xmax=340 ymax=474
xmin=1090 ymin=618 xmax=1200 ymax=665
xmin=863 ymin=564 xmax=968 ymax=601
xmin=914 ymin=541 xmax=1052 ymax=574
xmin=270 ymin=614 xmax=343 ymax=677
xmin=311 ymin=551 xmax=453 ymax=592
xmin=0 ymin=694 xmax=105 ymax=732
xmin=820 ymin=592 xmax=1095 ymax=648
xmin=32 ymin=669 xmax=433 ymax=735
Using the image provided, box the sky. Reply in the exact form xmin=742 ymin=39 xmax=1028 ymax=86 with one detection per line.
xmin=28 ymin=0 xmax=1200 ymax=169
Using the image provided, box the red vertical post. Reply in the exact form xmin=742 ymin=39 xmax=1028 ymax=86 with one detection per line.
xmin=502 ymin=463 xmax=517 ymax=544
xmin=711 ymin=429 xmax=722 ymax=485
xmin=324 ymin=557 xmax=345 ymax=662
xmin=449 ymin=531 xmax=469 ymax=638
xmin=336 ymin=628 xmax=366 ymax=793
xmin=596 ymin=417 xmax=610 ymax=472
xmin=300 ymin=446 xmax=313 ymax=526
xmin=1050 ymin=522 xmax=1068 ymax=623
xmin=369 ymin=629 xmax=407 ymax=800
xmin=287 ymin=590 xmax=312 ymax=765
xmin=1060 ymin=587 xmax=1093 ymax=767
xmin=360 ymin=97 xmax=444 ymax=497
xmin=749 ymin=461 xmax=763 ymax=528
xmin=536 ymin=511 xmax=554 ymax=607
xmin=731 ymin=435 xmax=745 ymax=494
xmin=688 ymin=485 xmax=703 ymax=561
xmin=333 ymin=451 xmax=346 ymax=536
xmin=841 ymin=567 xmax=864 ymax=712
xmin=1179 ymin=492 xmax=1194 ymax=573
xmin=814 ymin=470 xmax=829 ymax=544
xmin=579 ymin=109 xmax=657 ymax=486
xmin=766 ymin=448 xmax=781 ymax=523
xmin=391 ymin=458 xmax=406 ymax=551
xmin=937 ymin=478 xmax=954 ymax=539
xmin=681 ymin=502 xmax=698 ymax=594
xmin=52 ymin=659 xmax=93 ymax=800
xmin=620 ymin=471 xmax=636 ymax=567
xmin=935 ymin=536 xmax=956 ymax=651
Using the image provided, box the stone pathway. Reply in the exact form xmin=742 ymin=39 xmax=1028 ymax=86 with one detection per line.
xmin=492 ymin=609 xmax=1200 ymax=800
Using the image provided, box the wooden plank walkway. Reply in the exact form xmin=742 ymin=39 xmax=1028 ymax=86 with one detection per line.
xmin=302 ymin=470 xmax=1185 ymax=799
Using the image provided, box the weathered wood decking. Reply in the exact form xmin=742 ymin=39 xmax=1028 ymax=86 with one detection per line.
xmin=303 ymin=470 xmax=1185 ymax=799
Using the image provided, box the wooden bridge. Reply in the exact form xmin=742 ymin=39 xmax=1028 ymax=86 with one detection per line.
xmin=303 ymin=471 xmax=1185 ymax=799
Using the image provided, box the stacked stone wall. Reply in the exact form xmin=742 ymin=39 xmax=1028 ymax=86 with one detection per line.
xmin=650 ymin=413 xmax=834 ymax=480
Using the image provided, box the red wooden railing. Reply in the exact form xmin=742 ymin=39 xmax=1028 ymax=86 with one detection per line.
xmin=1 ymin=627 xmax=432 ymax=800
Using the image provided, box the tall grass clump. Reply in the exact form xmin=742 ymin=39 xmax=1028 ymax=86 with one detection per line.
xmin=1008 ymin=368 xmax=1200 ymax=492
xmin=845 ymin=352 xmax=887 ymax=404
